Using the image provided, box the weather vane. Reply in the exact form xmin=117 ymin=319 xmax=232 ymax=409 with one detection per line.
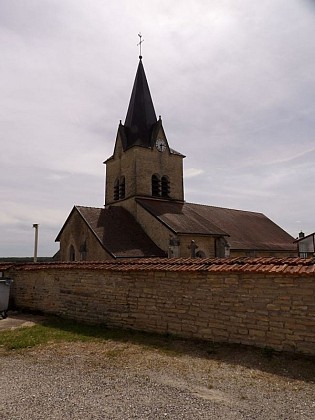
xmin=137 ymin=33 xmax=144 ymax=58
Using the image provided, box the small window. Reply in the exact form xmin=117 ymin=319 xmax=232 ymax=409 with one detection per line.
xmin=69 ymin=245 xmax=75 ymax=261
xmin=152 ymin=175 xmax=160 ymax=196
xmin=161 ymin=176 xmax=170 ymax=197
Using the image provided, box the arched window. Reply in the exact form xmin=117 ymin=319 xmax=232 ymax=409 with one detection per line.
xmin=114 ymin=177 xmax=125 ymax=200
xmin=161 ymin=176 xmax=170 ymax=197
xmin=69 ymin=245 xmax=76 ymax=261
xmin=80 ymin=240 xmax=87 ymax=261
xmin=196 ymin=250 xmax=206 ymax=258
xmin=152 ymin=174 xmax=160 ymax=197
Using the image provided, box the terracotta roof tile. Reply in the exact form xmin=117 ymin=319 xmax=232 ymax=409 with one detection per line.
xmin=12 ymin=257 xmax=315 ymax=276
xmin=0 ymin=263 xmax=13 ymax=271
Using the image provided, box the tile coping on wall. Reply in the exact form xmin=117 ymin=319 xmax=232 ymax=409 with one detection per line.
xmin=1 ymin=257 xmax=315 ymax=276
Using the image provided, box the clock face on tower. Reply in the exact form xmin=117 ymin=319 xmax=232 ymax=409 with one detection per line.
xmin=155 ymin=138 xmax=167 ymax=152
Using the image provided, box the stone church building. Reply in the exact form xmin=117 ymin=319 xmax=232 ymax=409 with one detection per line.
xmin=56 ymin=57 xmax=296 ymax=260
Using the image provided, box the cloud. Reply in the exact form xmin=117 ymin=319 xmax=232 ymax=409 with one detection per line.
xmin=185 ymin=168 xmax=205 ymax=178
xmin=0 ymin=0 xmax=314 ymax=256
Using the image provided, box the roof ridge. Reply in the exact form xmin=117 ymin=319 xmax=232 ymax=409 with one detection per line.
xmin=187 ymin=201 xmax=264 ymax=215
xmin=75 ymin=205 xmax=103 ymax=210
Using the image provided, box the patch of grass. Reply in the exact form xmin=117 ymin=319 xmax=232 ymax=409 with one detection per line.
xmin=0 ymin=320 xmax=95 ymax=350
xmin=0 ymin=317 xmax=183 ymax=353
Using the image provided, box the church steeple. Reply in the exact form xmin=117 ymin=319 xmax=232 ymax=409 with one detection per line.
xmin=123 ymin=58 xmax=158 ymax=149
xmin=105 ymin=53 xmax=184 ymax=207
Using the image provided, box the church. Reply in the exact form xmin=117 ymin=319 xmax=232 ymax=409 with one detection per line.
xmin=56 ymin=55 xmax=296 ymax=261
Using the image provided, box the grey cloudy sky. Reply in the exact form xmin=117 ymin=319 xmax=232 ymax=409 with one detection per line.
xmin=1 ymin=0 xmax=314 ymax=257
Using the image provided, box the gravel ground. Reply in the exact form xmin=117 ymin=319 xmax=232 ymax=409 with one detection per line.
xmin=0 ymin=340 xmax=314 ymax=419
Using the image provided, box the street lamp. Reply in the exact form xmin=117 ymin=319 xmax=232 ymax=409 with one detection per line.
xmin=33 ymin=224 xmax=39 ymax=262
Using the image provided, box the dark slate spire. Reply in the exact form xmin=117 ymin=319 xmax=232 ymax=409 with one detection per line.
xmin=124 ymin=58 xmax=157 ymax=148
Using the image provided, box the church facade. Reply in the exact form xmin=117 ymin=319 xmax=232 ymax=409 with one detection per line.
xmin=56 ymin=57 xmax=297 ymax=261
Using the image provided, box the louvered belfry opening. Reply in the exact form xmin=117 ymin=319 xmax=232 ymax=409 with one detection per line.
xmin=152 ymin=175 xmax=160 ymax=196
xmin=152 ymin=175 xmax=170 ymax=197
xmin=161 ymin=176 xmax=170 ymax=197
xmin=114 ymin=179 xmax=120 ymax=200
xmin=114 ymin=177 xmax=125 ymax=200
xmin=119 ymin=177 xmax=125 ymax=199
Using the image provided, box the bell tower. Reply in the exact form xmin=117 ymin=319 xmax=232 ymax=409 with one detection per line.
xmin=104 ymin=56 xmax=185 ymax=208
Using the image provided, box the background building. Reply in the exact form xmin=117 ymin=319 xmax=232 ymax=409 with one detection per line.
xmin=295 ymin=232 xmax=315 ymax=258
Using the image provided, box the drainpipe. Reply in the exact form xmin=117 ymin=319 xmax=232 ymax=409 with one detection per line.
xmin=33 ymin=224 xmax=39 ymax=262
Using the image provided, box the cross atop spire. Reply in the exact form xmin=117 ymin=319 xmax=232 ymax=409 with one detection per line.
xmin=137 ymin=33 xmax=144 ymax=59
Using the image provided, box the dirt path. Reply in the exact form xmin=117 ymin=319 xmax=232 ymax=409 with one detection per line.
xmin=0 ymin=312 xmax=47 ymax=332
xmin=0 ymin=337 xmax=314 ymax=419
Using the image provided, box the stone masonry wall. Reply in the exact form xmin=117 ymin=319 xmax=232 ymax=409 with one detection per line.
xmin=9 ymin=267 xmax=315 ymax=355
xmin=58 ymin=209 xmax=112 ymax=262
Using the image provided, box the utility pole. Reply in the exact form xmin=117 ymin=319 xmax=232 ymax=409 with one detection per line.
xmin=33 ymin=224 xmax=39 ymax=262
